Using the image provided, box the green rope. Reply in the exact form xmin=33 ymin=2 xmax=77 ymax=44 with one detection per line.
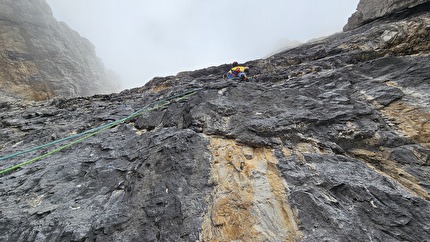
xmin=0 ymin=88 xmax=200 ymax=175
xmin=0 ymin=125 xmax=108 ymax=175
xmin=0 ymin=88 xmax=200 ymax=162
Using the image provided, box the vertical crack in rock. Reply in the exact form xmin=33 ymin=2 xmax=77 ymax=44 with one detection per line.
xmin=202 ymin=137 xmax=302 ymax=241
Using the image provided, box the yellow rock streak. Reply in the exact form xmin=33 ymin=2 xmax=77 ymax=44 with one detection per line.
xmin=381 ymin=102 xmax=430 ymax=148
xmin=202 ymin=137 xmax=302 ymax=242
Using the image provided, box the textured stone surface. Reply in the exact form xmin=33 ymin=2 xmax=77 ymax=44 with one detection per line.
xmin=0 ymin=0 xmax=120 ymax=102
xmin=0 ymin=2 xmax=430 ymax=242
xmin=344 ymin=0 xmax=430 ymax=30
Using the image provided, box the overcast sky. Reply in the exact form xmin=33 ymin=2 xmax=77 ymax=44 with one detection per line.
xmin=45 ymin=0 xmax=359 ymax=90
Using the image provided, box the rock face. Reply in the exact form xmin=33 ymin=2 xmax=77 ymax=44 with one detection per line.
xmin=0 ymin=0 xmax=120 ymax=102
xmin=1 ymin=1 xmax=430 ymax=242
xmin=344 ymin=0 xmax=430 ymax=30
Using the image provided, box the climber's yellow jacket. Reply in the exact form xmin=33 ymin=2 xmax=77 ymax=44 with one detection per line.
xmin=231 ymin=66 xmax=247 ymax=73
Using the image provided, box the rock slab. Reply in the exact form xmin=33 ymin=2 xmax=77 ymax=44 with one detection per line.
xmin=0 ymin=1 xmax=429 ymax=242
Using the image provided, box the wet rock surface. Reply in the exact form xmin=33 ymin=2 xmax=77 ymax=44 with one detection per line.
xmin=1 ymin=2 xmax=430 ymax=242
xmin=0 ymin=0 xmax=120 ymax=102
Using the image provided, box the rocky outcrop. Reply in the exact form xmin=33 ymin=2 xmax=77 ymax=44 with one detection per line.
xmin=344 ymin=0 xmax=430 ymax=30
xmin=0 ymin=0 xmax=120 ymax=102
xmin=0 ymin=1 xmax=429 ymax=242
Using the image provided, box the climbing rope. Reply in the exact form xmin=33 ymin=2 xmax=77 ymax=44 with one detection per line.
xmin=0 ymin=88 xmax=201 ymax=175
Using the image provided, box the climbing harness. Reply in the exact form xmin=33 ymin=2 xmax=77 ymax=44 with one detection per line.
xmin=0 ymin=88 xmax=201 ymax=175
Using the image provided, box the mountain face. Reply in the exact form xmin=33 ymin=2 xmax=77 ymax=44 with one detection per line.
xmin=0 ymin=0 xmax=120 ymax=102
xmin=1 ymin=0 xmax=429 ymax=241
xmin=344 ymin=0 xmax=430 ymax=30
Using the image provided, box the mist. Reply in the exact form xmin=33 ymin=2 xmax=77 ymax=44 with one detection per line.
xmin=45 ymin=0 xmax=359 ymax=90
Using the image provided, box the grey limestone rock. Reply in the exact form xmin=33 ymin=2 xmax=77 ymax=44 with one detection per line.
xmin=0 ymin=1 xmax=430 ymax=242
xmin=344 ymin=0 xmax=430 ymax=30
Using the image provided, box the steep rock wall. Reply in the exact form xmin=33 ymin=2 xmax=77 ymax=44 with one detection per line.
xmin=344 ymin=0 xmax=430 ymax=30
xmin=0 ymin=1 xmax=429 ymax=242
xmin=0 ymin=0 xmax=120 ymax=102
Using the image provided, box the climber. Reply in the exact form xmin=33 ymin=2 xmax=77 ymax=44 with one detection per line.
xmin=223 ymin=61 xmax=249 ymax=81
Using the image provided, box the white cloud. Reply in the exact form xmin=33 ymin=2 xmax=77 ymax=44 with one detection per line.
xmin=45 ymin=0 xmax=359 ymax=89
